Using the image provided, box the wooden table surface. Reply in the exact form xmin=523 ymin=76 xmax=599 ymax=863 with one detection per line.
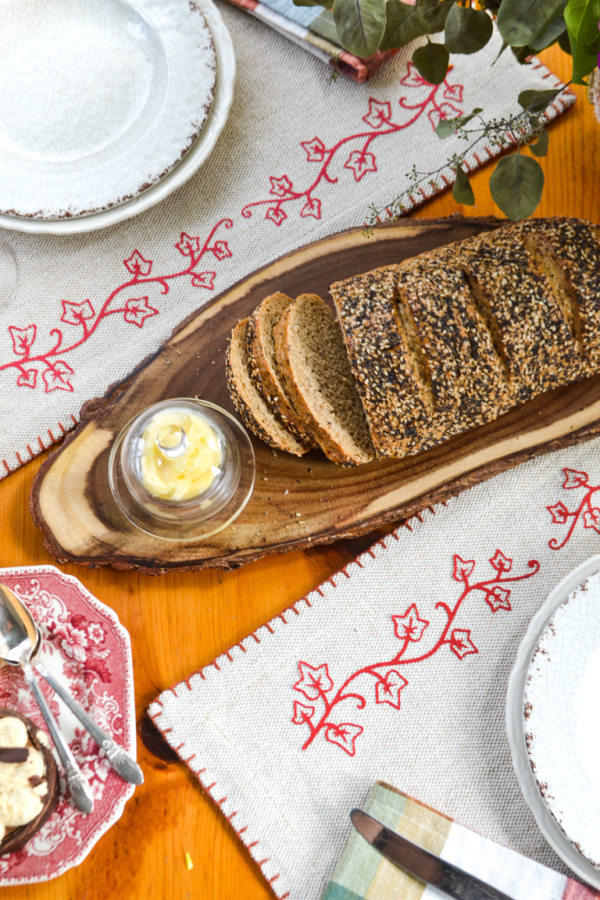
xmin=1 ymin=43 xmax=598 ymax=900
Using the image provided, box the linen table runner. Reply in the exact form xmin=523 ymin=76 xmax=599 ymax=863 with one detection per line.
xmin=149 ymin=437 xmax=600 ymax=899
xmin=0 ymin=10 xmax=574 ymax=480
xmin=325 ymin=782 xmax=600 ymax=899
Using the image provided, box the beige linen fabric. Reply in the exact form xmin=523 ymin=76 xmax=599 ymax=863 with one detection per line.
xmin=0 ymin=10 xmax=573 ymax=477
xmin=149 ymin=439 xmax=600 ymax=899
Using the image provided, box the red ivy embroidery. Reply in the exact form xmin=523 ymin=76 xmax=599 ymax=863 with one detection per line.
xmin=547 ymin=467 xmax=600 ymax=549
xmin=1 ymin=219 xmax=233 ymax=393
xmin=292 ymin=550 xmax=540 ymax=756
xmin=241 ymin=64 xmax=464 ymax=227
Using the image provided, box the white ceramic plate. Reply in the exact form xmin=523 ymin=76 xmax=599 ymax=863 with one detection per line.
xmin=0 ymin=0 xmax=234 ymax=232
xmin=507 ymin=555 xmax=600 ymax=887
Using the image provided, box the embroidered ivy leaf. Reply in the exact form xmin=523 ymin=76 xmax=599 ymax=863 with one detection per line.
xmin=176 ymin=233 xmax=201 ymax=257
xmin=453 ymin=555 xmax=475 ymax=582
xmin=444 ymin=5 xmax=493 ymax=54
xmin=191 ymin=271 xmax=216 ymax=289
xmin=489 ymin=550 xmax=513 ymax=573
xmin=412 ymin=42 xmax=449 ymax=86
xmin=583 ymin=508 xmax=600 ymax=532
xmin=529 ymin=128 xmax=549 ymax=158
xmin=324 ymin=722 xmax=363 ymax=756
xmin=292 ymin=701 xmax=315 ymax=724
xmin=16 ymin=368 xmax=37 ymax=389
xmin=269 ymin=175 xmax=294 ymax=197
xmin=123 ymin=250 xmax=153 ymax=277
xmin=400 ymin=60 xmax=429 ymax=88
xmin=547 ymin=501 xmax=569 ymax=524
xmin=452 ymin=164 xmax=475 ymax=206
xmin=375 ymin=670 xmax=408 ymax=709
xmin=449 ymin=628 xmax=478 ymax=660
xmin=300 ymin=197 xmax=322 ymax=219
xmin=301 ymin=137 xmax=327 ymax=162
xmin=362 ymin=98 xmax=393 ymax=129
xmin=266 ymin=206 xmax=287 ymax=226
xmin=428 ymin=101 xmax=464 ymax=133
xmin=392 ymin=605 xmax=429 ymax=642
xmin=60 ymin=300 xmax=95 ymax=327
xmin=8 ymin=324 xmax=36 ymax=356
xmin=333 ymin=0 xmax=386 ymax=59
xmin=123 ymin=296 xmax=159 ymax=328
xmin=43 ymin=360 xmax=74 ymax=393
xmin=344 ymin=150 xmax=377 ymax=181
xmin=562 ymin=467 xmax=589 ymax=489
xmin=211 ymin=241 xmax=232 ymax=261
xmin=486 ymin=586 xmax=512 ymax=613
xmin=489 ymin=153 xmax=544 ymax=221
xmin=294 ymin=662 xmax=334 ymax=700
xmin=443 ymin=82 xmax=464 ymax=103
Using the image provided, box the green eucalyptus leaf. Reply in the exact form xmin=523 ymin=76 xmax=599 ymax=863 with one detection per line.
xmin=436 ymin=107 xmax=483 ymax=139
xmin=452 ymin=165 xmax=475 ymax=205
xmin=511 ymin=45 xmax=535 ymax=63
xmin=418 ymin=0 xmax=452 ymax=33
xmin=294 ymin=0 xmax=335 ymax=6
xmin=489 ymin=153 xmax=544 ymax=220
xmin=412 ymin=41 xmax=449 ymax=84
xmin=529 ymin=127 xmax=549 ymax=156
xmin=497 ymin=0 xmax=567 ymax=48
xmin=565 ymin=0 xmax=600 ymax=82
xmin=444 ymin=5 xmax=493 ymax=54
xmin=518 ymin=87 xmax=561 ymax=111
xmin=333 ymin=0 xmax=386 ymax=57
xmin=558 ymin=27 xmax=573 ymax=52
xmin=529 ymin=12 xmax=568 ymax=49
xmin=381 ymin=0 xmax=429 ymax=49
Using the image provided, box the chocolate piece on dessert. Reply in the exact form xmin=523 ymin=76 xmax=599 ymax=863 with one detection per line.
xmin=0 ymin=708 xmax=59 ymax=854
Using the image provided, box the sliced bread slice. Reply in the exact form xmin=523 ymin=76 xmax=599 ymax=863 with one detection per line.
xmin=460 ymin=226 xmax=583 ymax=401
xmin=247 ymin=293 xmax=318 ymax=446
xmin=226 ymin=317 xmax=310 ymax=457
xmin=330 ymin=266 xmax=435 ymax=458
xmin=273 ymin=294 xmax=374 ymax=465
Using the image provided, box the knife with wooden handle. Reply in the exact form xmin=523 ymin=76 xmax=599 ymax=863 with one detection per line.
xmin=351 ymin=809 xmax=515 ymax=900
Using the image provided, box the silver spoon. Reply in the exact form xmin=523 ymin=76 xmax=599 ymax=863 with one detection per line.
xmin=0 ymin=584 xmax=94 ymax=814
xmin=0 ymin=584 xmax=143 ymax=789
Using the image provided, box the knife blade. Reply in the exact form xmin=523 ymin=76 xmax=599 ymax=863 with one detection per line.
xmin=350 ymin=809 xmax=515 ymax=900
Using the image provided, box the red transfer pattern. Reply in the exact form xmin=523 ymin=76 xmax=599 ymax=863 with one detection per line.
xmin=547 ymin=467 xmax=600 ymax=550
xmin=291 ymin=549 xmax=540 ymax=756
xmin=0 ymin=567 xmax=135 ymax=886
xmin=0 ymin=219 xmax=233 ymax=396
xmin=242 ymin=63 xmax=465 ymax=228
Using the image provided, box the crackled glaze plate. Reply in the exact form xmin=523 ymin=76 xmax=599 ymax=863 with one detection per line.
xmin=507 ymin=556 xmax=600 ymax=887
xmin=0 ymin=566 xmax=137 ymax=886
xmin=0 ymin=0 xmax=218 ymax=224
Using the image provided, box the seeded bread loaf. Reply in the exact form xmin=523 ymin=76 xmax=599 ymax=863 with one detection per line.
xmin=273 ymin=294 xmax=374 ymax=465
xmin=247 ymin=293 xmax=318 ymax=447
xmin=226 ymin=318 xmax=310 ymax=457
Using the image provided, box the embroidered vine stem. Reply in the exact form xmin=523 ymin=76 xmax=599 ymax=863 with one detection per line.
xmin=3 ymin=218 xmax=233 ymax=394
xmin=292 ymin=550 xmax=540 ymax=756
xmin=241 ymin=66 xmax=464 ymax=227
xmin=547 ymin=467 xmax=600 ymax=550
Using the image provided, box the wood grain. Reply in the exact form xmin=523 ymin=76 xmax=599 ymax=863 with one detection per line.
xmin=31 ymin=215 xmax=600 ymax=573
xmin=0 ymin=42 xmax=598 ymax=900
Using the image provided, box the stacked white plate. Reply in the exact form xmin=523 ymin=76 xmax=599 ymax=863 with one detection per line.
xmin=0 ymin=0 xmax=235 ymax=233
xmin=507 ymin=556 xmax=600 ymax=887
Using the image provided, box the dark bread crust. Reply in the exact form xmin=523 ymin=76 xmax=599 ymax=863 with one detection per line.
xmin=0 ymin=708 xmax=59 ymax=854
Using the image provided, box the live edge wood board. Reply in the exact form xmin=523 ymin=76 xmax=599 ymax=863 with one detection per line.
xmin=31 ymin=216 xmax=600 ymax=573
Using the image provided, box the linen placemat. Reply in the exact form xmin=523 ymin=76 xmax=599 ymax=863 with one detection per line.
xmin=324 ymin=782 xmax=600 ymax=899
xmin=148 ymin=437 xmax=600 ymax=899
xmin=222 ymin=0 xmax=395 ymax=82
xmin=0 ymin=10 xmax=574 ymax=481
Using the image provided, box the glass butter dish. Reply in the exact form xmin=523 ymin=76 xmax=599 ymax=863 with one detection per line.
xmin=108 ymin=399 xmax=255 ymax=541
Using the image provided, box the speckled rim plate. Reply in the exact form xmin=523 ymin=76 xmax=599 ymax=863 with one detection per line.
xmin=507 ymin=555 xmax=600 ymax=888
xmin=0 ymin=0 xmax=234 ymax=234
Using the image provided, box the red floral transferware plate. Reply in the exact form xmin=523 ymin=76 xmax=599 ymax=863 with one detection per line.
xmin=0 ymin=566 xmax=137 ymax=885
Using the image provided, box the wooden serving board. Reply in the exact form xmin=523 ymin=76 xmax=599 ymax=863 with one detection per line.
xmin=31 ymin=216 xmax=600 ymax=573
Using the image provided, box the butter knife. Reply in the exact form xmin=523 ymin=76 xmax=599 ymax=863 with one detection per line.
xmin=350 ymin=809 xmax=515 ymax=900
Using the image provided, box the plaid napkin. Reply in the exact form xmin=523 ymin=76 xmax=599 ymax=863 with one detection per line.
xmin=325 ymin=782 xmax=600 ymax=899
xmin=149 ymin=438 xmax=600 ymax=900
xmin=221 ymin=0 xmax=395 ymax=81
